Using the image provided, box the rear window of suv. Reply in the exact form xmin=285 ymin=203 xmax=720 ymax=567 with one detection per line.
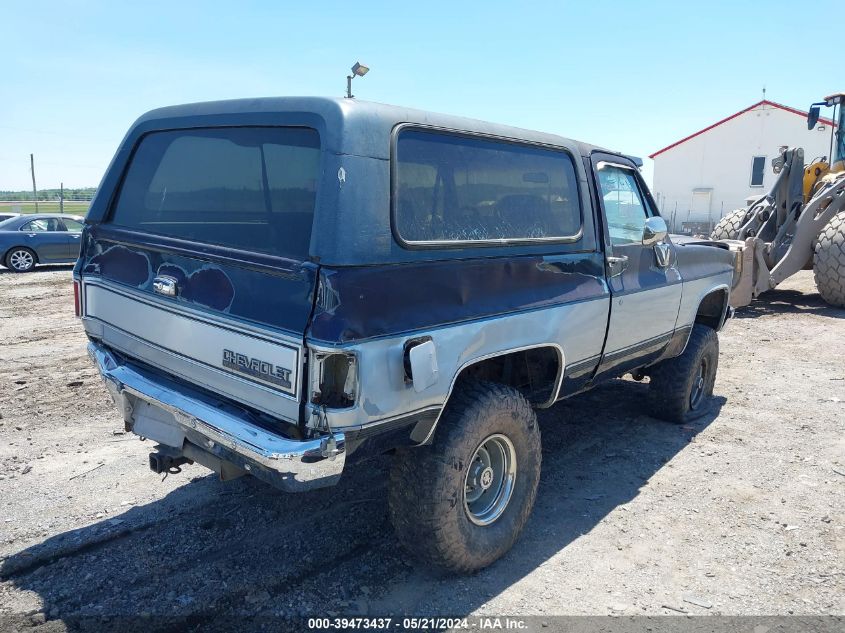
xmin=110 ymin=127 xmax=320 ymax=260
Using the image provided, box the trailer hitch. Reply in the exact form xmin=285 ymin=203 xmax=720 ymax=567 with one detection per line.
xmin=148 ymin=445 xmax=193 ymax=477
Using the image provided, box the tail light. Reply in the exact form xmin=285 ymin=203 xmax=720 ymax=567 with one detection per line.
xmin=310 ymin=351 xmax=357 ymax=408
xmin=73 ymin=279 xmax=81 ymax=317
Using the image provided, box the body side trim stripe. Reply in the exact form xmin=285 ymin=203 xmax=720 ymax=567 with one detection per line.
xmin=602 ymin=331 xmax=674 ymax=361
xmin=563 ymin=354 xmax=602 ymax=375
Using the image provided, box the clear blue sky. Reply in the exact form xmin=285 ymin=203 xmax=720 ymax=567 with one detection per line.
xmin=0 ymin=0 xmax=832 ymax=191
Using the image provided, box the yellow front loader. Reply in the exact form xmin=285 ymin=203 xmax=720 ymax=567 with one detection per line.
xmin=711 ymin=93 xmax=845 ymax=308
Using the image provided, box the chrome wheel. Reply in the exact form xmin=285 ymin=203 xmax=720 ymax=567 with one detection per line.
xmin=8 ymin=249 xmax=34 ymax=271
xmin=689 ymin=357 xmax=708 ymax=409
xmin=464 ymin=434 xmax=517 ymax=526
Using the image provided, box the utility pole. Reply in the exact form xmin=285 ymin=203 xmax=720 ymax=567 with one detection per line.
xmin=60 ymin=182 xmax=64 ymax=214
xmin=30 ymin=154 xmax=39 ymax=212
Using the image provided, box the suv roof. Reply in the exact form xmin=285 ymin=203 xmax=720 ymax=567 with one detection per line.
xmin=135 ymin=97 xmax=610 ymax=160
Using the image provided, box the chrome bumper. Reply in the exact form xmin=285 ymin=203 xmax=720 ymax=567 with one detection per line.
xmin=88 ymin=341 xmax=345 ymax=492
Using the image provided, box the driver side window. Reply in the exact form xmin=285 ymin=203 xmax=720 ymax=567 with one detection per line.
xmin=597 ymin=165 xmax=650 ymax=246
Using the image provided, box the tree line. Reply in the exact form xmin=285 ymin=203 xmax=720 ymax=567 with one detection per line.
xmin=0 ymin=187 xmax=97 ymax=201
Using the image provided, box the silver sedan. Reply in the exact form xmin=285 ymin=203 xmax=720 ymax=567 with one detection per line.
xmin=0 ymin=214 xmax=85 ymax=272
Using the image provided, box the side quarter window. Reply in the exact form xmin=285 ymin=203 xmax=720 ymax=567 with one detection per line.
xmin=394 ymin=129 xmax=582 ymax=245
xmin=62 ymin=218 xmax=84 ymax=232
xmin=597 ymin=164 xmax=650 ymax=246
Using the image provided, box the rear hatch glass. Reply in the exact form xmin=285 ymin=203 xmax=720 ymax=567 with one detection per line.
xmin=81 ymin=127 xmax=322 ymax=422
xmin=110 ymin=126 xmax=320 ymax=260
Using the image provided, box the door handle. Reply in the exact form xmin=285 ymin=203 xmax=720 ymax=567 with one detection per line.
xmin=606 ymin=255 xmax=628 ymax=277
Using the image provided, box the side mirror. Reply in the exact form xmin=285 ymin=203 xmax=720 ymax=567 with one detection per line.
xmin=808 ymin=106 xmax=821 ymax=130
xmin=642 ymin=216 xmax=668 ymax=246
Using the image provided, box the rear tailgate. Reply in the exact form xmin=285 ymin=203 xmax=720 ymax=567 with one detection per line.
xmin=78 ymin=125 xmax=322 ymax=425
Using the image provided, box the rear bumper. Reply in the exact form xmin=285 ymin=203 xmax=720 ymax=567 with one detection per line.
xmin=88 ymin=341 xmax=345 ymax=492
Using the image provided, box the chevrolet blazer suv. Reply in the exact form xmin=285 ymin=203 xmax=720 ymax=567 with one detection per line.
xmin=76 ymin=97 xmax=734 ymax=573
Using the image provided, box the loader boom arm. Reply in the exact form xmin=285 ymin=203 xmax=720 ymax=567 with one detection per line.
xmin=722 ymin=145 xmax=845 ymax=307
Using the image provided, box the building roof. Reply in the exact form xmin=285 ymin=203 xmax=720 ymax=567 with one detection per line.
xmin=649 ymin=100 xmax=836 ymax=159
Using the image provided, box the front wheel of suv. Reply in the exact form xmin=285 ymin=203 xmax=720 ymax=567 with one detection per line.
xmin=388 ymin=382 xmax=541 ymax=574
xmin=647 ymin=324 xmax=719 ymax=423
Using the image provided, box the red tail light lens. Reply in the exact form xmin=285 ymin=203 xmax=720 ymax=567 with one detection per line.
xmin=73 ymin=280 xmax=81 ymax=317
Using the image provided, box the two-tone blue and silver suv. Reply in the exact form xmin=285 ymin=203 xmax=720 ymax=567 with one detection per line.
xmin=76 ymin=98 xmax=734 ymax=573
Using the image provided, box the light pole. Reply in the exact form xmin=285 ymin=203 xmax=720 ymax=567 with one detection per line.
xmin=346 ymin=62 xmax=369 ymax=98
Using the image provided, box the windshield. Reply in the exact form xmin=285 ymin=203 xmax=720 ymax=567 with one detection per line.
xmin=110 ymin=127 xmax=320 ymax=260
xmin=836 ymin=105 xmax=845 ymax=164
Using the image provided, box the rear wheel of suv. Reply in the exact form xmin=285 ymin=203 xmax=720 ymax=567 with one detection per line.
xmin=5 ymin=247 xmax=37 ymax=272
xmin=388 ymin=382 xmax=541 ymax=574
xmin=647 ymin=324 xmax=719 ymax=423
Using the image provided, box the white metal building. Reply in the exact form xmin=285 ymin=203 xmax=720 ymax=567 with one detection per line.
xmin=650 ymin=100 xmax=836 ymax=233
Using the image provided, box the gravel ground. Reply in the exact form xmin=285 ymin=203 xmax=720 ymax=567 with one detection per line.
xmin=0 ymin=266 xmax=843 ymax=631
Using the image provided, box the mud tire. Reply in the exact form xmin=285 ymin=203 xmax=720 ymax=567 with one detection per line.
xmin=388 ymin=382 xmax=541 ymax=574
xmin=647 ymin=324 xmax=719 ymax=423
xmin=710 ymin=209 xmax=748 ymax=241
xmin=813 ymin=211 xmax=845 ymax=308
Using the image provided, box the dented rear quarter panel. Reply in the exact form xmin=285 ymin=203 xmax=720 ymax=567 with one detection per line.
xmin=306 ymin=253 xmax=611 ymax=431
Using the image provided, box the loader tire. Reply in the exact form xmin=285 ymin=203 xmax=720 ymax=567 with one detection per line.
xmin=710 ymin=209 xmax=748 ymax=241
xmin=813 ymin=211 xmax=845 ymax=308
xmin=647 ymin=324 xmax=719 ymax=424
xmin=388 ymin=382 xmax=541 ymax=574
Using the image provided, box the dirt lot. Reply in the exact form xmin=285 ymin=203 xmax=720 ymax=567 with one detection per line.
xmin=0 ymin=267 xmax=843 ymax=630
